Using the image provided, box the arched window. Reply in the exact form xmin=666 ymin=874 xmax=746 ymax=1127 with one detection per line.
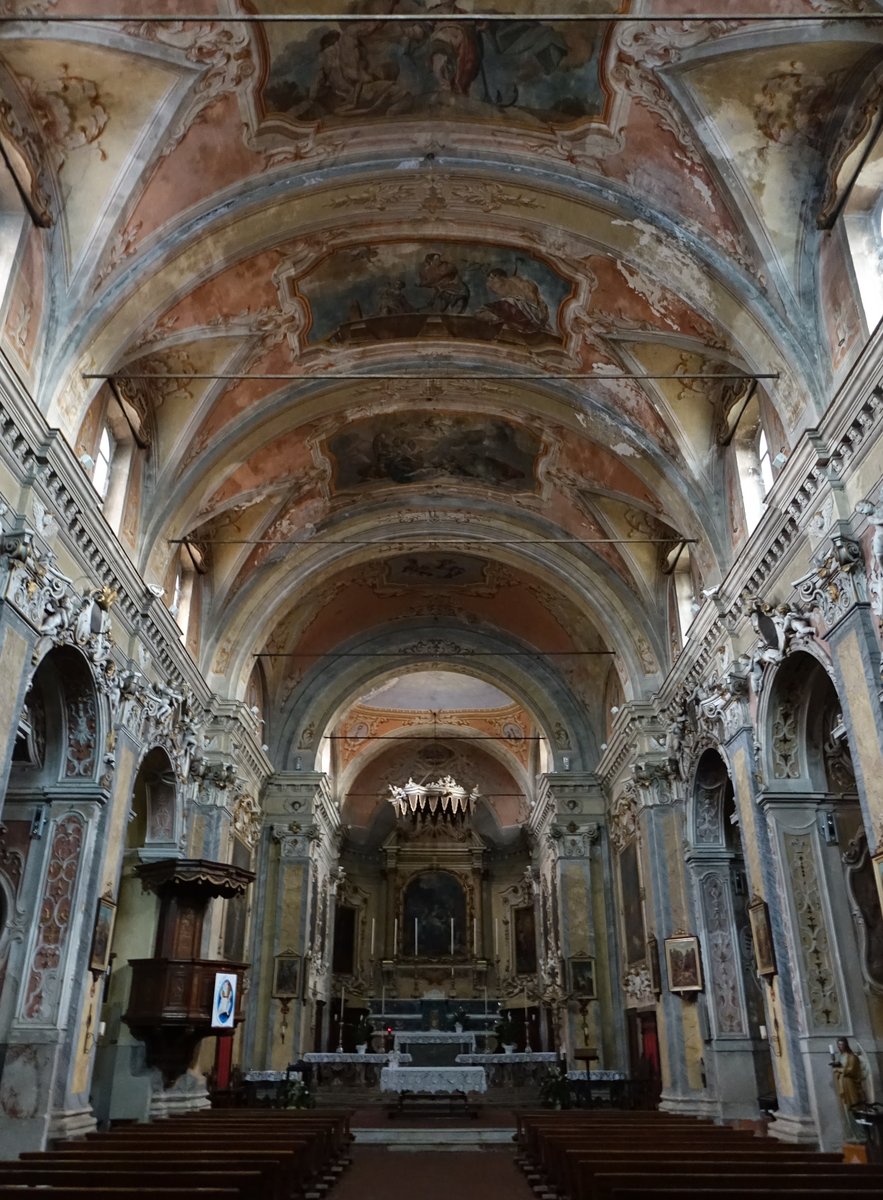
xmin=92 ymin=426 xmax=114 ymax=499
xmin=757 ymin=427 xmax=774 ymax=496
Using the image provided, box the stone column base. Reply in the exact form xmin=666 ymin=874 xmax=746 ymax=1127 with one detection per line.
xmin=148 ymin=1069 xmax=211 ymax=1119
xmin=767 ymin=1108 xmax=819 ymax=1145
xmin=659 ymin=1091 xmax=720 ymax=1121
xmin=48 ymin=1106 xmax=97 ymax=1142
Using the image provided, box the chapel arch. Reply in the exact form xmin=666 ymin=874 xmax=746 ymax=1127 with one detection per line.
xmin=758 ymin=648 xmax=882 ymax=1145
xmin=686 ymin=747 xmax=776 ymax=1120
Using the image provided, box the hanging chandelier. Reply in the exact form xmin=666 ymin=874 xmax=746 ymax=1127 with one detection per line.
xmin=388 ymin=776 xmax=478 ymax=824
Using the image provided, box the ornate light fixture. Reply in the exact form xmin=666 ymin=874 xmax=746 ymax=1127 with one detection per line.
xmin=388 ymin=775 xmax=478 ymax=824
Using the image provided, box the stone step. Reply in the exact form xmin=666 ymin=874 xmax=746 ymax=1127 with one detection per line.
xmin=353 ymin=1128 xmax=516 ymax=1149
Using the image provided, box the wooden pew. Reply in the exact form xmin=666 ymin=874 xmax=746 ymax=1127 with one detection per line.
xmin=0 ymin=1190 xmax=239 ymax=1200
xmin=591 ymin=1169 xmax=883 ymax=1199
xmin=20 ymin=1150 xmax=300 ymax=1200
xmin=0 ymin=1167 xmax=260 ymax=1199
xmin=563 ymin=1149 xmax=843 ymax=1200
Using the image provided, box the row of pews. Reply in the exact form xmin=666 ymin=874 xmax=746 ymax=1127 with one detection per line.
xmin=0 ymin=1108 xmax=353 ymax=1200
xmin=515 ymin=1109 xmax=883 ymax=1200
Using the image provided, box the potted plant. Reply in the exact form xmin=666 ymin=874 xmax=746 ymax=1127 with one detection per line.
xmin=495 ymin=1013 xmax=518 ymax=1054
xmin=453 ymin=1006 xmax=468 ymax=1033
xmin=539 ymin=1066 xmax=572 ymax=1110
xmin=354 ymin=1014 xmax=373 ymax=1053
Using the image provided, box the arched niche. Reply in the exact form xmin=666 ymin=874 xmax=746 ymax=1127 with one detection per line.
xmin=9 ymin=645 xmax=102 ymax=793
xmin=761 ymin=648 xmax=842 ymax=790
xmin=132 ymin=746 xmax=181 ymax=859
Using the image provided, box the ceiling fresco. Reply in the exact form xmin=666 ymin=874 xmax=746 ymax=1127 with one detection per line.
xmin=324 ymin=412 xmax=543 ymax=492
xmin=283 ymin=239 xmax=572 ymax=350
xmin=258 ymin=1 xmax=619 ymax=133
xmin=0 ymin=1 xmax=876 ymax=766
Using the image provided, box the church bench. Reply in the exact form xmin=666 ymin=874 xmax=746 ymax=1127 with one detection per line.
xmin=164 ymin=1115 xmax=352 ymax=1168
xmin=590 ymin=1169 xmax=883 ymax=1200
xmin=19 ymin=1150 xmax=301 ymax=1200
xmin=0 ymin=1190 xmax=241 ymax=1199
xmin=606 ymin=1191 xmax=875 ymax=1200
xmin=75 ymin=1132 xmax=316 ymax=1180
xmin=0 ymin=1167 xmax=262 ymax=1199
xmin=539 ymin=1131 xmax=800 ymax=1191
xmin=561 ymin=1147 xmax=842 ymax=1200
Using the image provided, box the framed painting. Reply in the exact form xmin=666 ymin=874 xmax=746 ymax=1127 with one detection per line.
xmin=569 ymin=956 xmax=596 ymax=999
xmin=748 ymin=896 xmax=776 ymax=977
xmin=646 ymin=934 xmax=662 ymax=996
xmin=664 ymin=934 xmax=703 ymax=993
xmin=89 ymin=896 xmax=116 ymax=975
xmin=272 ymin=953 xmax=300 ymax=999
xmin=873 ymin=849 xmax=883 ymax=921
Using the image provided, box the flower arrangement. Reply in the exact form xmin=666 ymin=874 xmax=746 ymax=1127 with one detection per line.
xmin=538 ymin=1067 xmax=572 ymax=1110
xmin=354 ymin=1014 xmax=374 ymax=1046
xmin=495 ymin=1013 xmax=518 ymax=1048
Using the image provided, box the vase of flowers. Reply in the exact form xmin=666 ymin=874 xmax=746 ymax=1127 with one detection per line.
xmin=354 ymin=1014 xmax=373 ymax=1053
xmin=495 ymin=1014 xmax=518 ymax=1054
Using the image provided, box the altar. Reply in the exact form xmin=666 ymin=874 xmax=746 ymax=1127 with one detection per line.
xmin=393 ymin=1030 xmax=477 ymax=1053
xmin=380 ymin=1064 xmax=487 ymax=1115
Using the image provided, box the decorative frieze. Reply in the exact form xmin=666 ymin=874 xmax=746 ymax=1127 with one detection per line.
xmin=22 ymin=814 xmax=85 ymax=1023
xmin=608 ymin=783 xmax=638 ymax=853
xmin=784 ymin=832 xmax=842 ymax=1030
xmin=698 ymin=871 xmax=746 ymax=1036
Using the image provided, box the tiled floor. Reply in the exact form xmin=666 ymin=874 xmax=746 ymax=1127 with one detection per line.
xmin=331 ymin=1147 xmax=534 ymax=1199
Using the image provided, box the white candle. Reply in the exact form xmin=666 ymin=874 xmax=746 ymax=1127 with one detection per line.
xmin=473 ymin=917 xmax=477 ymax=955
xmin=371 ymin=917 xmax=375 ymax=957
xmin=414 ymin=917 xmax=418 ymax=957
xmin=494 ymin=919 xmax=499 ymax=958
xmin=340 ymin=986 xmax=345 ymax=1019
xmin=829 ymin=1042 xmax=836 ymax=1056
xmin=483 ymin=985 xmax=488 ymax=1015
xmin=450 ymin=917 xmax=454 ymax=956
xmin=394 ymin=917 xmax=398 ymax=956
xmin=381 ymin=984 xmax=386 ymax=1013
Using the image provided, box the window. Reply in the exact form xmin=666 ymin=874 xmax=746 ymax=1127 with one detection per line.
xmin=757 ymin=428 xmax=774 ymax=496
xmin=92 ymin=426 xmax=114 ymax=499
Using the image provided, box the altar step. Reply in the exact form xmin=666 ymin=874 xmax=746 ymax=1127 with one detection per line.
xmin=353 ymin=1129 xmax=515 ymax=1149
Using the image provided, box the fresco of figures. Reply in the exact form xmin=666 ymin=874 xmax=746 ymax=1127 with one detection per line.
xmin=259 ymin=0 xmax=616 ymax=130
xmin=323 ymin=412 xmax=543 ymax=492
xmin=296 ymin=241 xmax=570 ymax=349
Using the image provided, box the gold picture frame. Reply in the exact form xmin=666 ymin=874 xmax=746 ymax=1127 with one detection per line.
xmin=748 ymin=896 xmax=776 ymax=977
xmin=272 ymin=952 xmax=301 ymax=999
xmin=89 ymin=896 xmax=116 ymax=975
xmin=664 ymin=934 xmax=703 ymax=993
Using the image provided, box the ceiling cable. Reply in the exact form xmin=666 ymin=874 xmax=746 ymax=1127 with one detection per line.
xmin=87 ymin=371 xmax=777 ymax=383
xmin=8 ymin=12 xmax=881 ymax=23
xmin=172 ymin=536 xmax=693 ymax=546
xmin=254 ymin=650 xmax=615 ymax=657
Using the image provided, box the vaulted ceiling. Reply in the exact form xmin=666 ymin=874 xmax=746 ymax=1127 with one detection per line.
xmin=1 ymin=1 xmax=880 ymax=766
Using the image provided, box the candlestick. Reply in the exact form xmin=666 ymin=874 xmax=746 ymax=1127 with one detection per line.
xmin=414 ymin=917 xmax=418 ymax=957
xmin=340 ymin=986 xmax=345 ymax=1020
xmin=381 ymin=984 xmax=386 ymax=1014
xmin=394 ymin=917 xmax=398 ymax=953
xmin=483 ymin=985 xmax=488 ymax=1015
xmin=494 ymin=918 xmax=499 ymax=958
xmin=473 ymin=917 xmax=477 ymax=955
xmin=371 ymin=917 xmax=375 ymax=957
xmin=450 ymin=917 xmax=454 ymax=956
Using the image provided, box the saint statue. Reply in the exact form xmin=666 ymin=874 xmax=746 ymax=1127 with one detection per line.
xmin=831 ymin=1037 xmax=867 ymax=1141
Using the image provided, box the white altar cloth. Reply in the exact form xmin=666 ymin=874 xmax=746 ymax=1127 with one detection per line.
xmin=393 ymin=1030 xmax=477 ymax=1051
xmin=303 ymin=1052 xmax=412 ymax=1064
xmin=380 ymin=1066 xmax=487 ymax=1094
xmin=455 ymin=1052 xmax=559 ymax=1064
xmin=566 ymin=1069 xmax=626 ymax=1080
xmin=244 ymin=1070 xmax=303 ymax=1081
